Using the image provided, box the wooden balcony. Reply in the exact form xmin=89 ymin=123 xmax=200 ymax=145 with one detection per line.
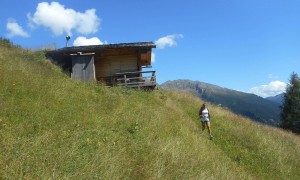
xmin=115 ymin=71 xmax=156 ymax=89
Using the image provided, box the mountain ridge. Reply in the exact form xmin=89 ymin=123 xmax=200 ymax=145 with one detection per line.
xmin=266 ymin=93 xmax=284 ymax=105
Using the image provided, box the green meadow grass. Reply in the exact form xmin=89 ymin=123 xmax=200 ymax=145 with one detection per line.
xmin=1 ymin=40 xmax=300 ymax=179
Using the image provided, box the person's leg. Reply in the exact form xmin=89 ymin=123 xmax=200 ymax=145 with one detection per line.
xmin=201 ymin=121 xmax=206 ymax=131
xmin=206 ymin=122 xmax=212 ymax=137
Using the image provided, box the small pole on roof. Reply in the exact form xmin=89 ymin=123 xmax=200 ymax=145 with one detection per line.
xmin=66 ymin=36 xmax=71 ymax=47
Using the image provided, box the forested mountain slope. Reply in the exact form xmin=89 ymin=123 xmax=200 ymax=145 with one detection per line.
xmin=266 ymin=93 xmax=284 ymax=105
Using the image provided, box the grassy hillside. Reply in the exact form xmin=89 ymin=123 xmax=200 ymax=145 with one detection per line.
xmin=1 ymin=39 xmax=300 ymax=179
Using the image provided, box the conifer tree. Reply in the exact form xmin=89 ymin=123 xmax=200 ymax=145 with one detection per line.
xmin=281 ymin=72 xmax=300 ymax=134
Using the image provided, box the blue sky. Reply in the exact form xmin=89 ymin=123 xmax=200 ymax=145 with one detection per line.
xmin=1 ymin=0 xmax=300 ymax=97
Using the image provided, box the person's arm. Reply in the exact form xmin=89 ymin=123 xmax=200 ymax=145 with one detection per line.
xmin=199 ymin=108 xmax=202 ymax=118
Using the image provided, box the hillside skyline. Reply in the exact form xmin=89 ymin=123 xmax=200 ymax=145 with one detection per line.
xmin=161 ymin=79 xmax=285 ymax=99
xmin=1 ymin=0 xmax=299 ymax=97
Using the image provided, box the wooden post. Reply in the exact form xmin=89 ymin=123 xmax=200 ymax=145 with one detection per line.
xmin=124 ymin=74 xmax=127 ymax=87
xmin=151 ymin=71 xmax=156 ymax=84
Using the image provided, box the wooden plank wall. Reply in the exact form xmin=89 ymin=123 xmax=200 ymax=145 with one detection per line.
xmin=94 ymin=48 xmax=138 ymax=80
xmin=95 ymin=56 xmax=137 ymax=78
xmin=139 ymin=49 xmax=152 ymax=66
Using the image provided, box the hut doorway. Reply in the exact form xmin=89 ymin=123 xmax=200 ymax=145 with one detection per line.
xmin=71 ymin=55 xmax=95 ymax=81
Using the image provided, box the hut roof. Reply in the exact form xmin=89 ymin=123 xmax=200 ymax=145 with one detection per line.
xmin=49 ymin=42 xmax=156 ymax=54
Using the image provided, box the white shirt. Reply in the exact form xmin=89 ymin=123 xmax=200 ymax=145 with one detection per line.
xmin=202 ymin=108 xmax=209 ymax=118
xmin=201 ymin=108 xmax=210 ymax=122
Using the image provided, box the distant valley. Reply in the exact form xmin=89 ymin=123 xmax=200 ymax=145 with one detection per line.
xmin=160 ymin=79 xmax=281 ymax=126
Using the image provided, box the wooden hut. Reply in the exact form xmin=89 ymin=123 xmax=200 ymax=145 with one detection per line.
xmin=46 ymin=42 xmax=156 ymax=89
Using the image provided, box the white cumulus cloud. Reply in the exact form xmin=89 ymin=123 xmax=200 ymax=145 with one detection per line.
xmin=73 ymin=36 xmax=105 ymax=46
xmin=249 ymin=81 xmax=287 ymax=98
xmin=155 ymin=34 xmax=183 ymax=49
xmin=6 ymin=19 xmax=29 ymax=38
xmin=27 ymin=1 xmax=100 ymax=36
xmin=151 ymin=52 xmax=156 ymax=63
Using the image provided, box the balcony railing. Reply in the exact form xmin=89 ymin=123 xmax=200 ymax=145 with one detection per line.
xmin=115 ymin=71 xmax=156 ymax=89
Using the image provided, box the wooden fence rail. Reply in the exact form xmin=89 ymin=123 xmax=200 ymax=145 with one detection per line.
xmin=115 ymin=71 xmax=156 ymax=89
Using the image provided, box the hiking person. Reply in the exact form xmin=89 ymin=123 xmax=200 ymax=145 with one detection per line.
xmin=199 ymin=103 xmax=213 ymax=139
